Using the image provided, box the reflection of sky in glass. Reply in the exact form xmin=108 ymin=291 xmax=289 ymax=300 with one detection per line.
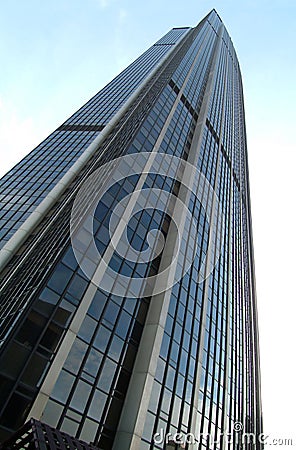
xmin=64 ymin=339 xmax=88 ymax=374
xmin=51 ymin=370 xmax=75 ymax=403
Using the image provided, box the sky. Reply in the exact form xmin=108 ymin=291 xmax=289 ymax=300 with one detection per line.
xmin=0 ymin=0 xmax=296 ymax=445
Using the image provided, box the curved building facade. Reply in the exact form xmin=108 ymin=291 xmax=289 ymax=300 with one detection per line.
xmin=0 ymin=9 xmax=262 ymax=450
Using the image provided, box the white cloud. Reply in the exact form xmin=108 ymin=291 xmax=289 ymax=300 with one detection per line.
xmin=118 ymin=8 xmax=128 ymax=24
xmin=98 ymin=0 xmax=110 ymax=9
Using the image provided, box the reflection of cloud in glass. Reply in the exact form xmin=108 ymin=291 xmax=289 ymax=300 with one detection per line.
xmin=51 ymin=370 xmax=75 ymax=403
xmin=93 ymin=326 xmax=111 ymax=353
xmin=97 ymin=359 xmax=117 ymax=392
xmin=88 ymin=389 xmax=107 ymax=422
xmin=108 ymin=335 xmax=124 ymax=362
xmin=70 ymin=380 xmax=92 ymax=412
xmin=64 ymin=339 xmax=88 ymax=374
xmin=84 ymin=348 xmax=103 ymax=377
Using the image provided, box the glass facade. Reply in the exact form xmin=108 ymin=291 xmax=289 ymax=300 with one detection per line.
xmin=0 ymin=9 xmax=262 ymax=450
xmin=0 ymin=27 xmax=189 ymax=250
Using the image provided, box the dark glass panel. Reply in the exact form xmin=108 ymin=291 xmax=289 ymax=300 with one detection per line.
xmin=35 ymin=287 xmax=60 ymax=316
xmin=52 ymin=300 xmax=74 ymax=327
xmin=0 ymin=342 xmax=30 ymax=378
xmin=0 ymin=393 xmax=32 ymax=429
xmin=21 ymin=353 xmax=49 ymax=387
xmin=0 ymin=375 xmax=14 ymax=409
xmin=39 ymin=322 xmax=64 ymax=352
xmin=104 ymin=396 xmax=123 ymax=428
xmin=114 ymin=369 xmax=130 ymax=395
xmin=15 ymin=310 xmax=47 ymax=349
xmin=47 ymin=262 xmax=73 ymax=295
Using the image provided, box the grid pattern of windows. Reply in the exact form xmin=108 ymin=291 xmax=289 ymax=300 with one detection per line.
xmin=0 ymin=28 xmax=189 ymax=251
xmin=0 ymin=21 xmax=196 ymax=339
xmin=0 ymin=19 xmax=199 ymax=445
xmin=0 ymin=9 xmax=262 ymax=450
xmin=141 ymin=11 xmax=262 ymax=450
xmin=0 ymin=130 xmax=99 ymax=249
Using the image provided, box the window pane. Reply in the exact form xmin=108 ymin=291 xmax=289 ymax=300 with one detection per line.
xmin=51 ymin=370 xmax=75 ymax=403
xmin=70 ymin=380 xmax=92 ymax=412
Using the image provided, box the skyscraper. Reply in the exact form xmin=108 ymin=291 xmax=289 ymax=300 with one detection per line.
xmin=0 ymin=8 xmax=262 ymax=450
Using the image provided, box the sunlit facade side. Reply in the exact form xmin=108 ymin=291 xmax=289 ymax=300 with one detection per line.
xmin=0 ymin=9 xmax=262 ymax=450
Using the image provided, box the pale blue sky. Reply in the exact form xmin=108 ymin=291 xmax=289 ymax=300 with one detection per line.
xmin=1 ymin=0 xmax=296 ymax=444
